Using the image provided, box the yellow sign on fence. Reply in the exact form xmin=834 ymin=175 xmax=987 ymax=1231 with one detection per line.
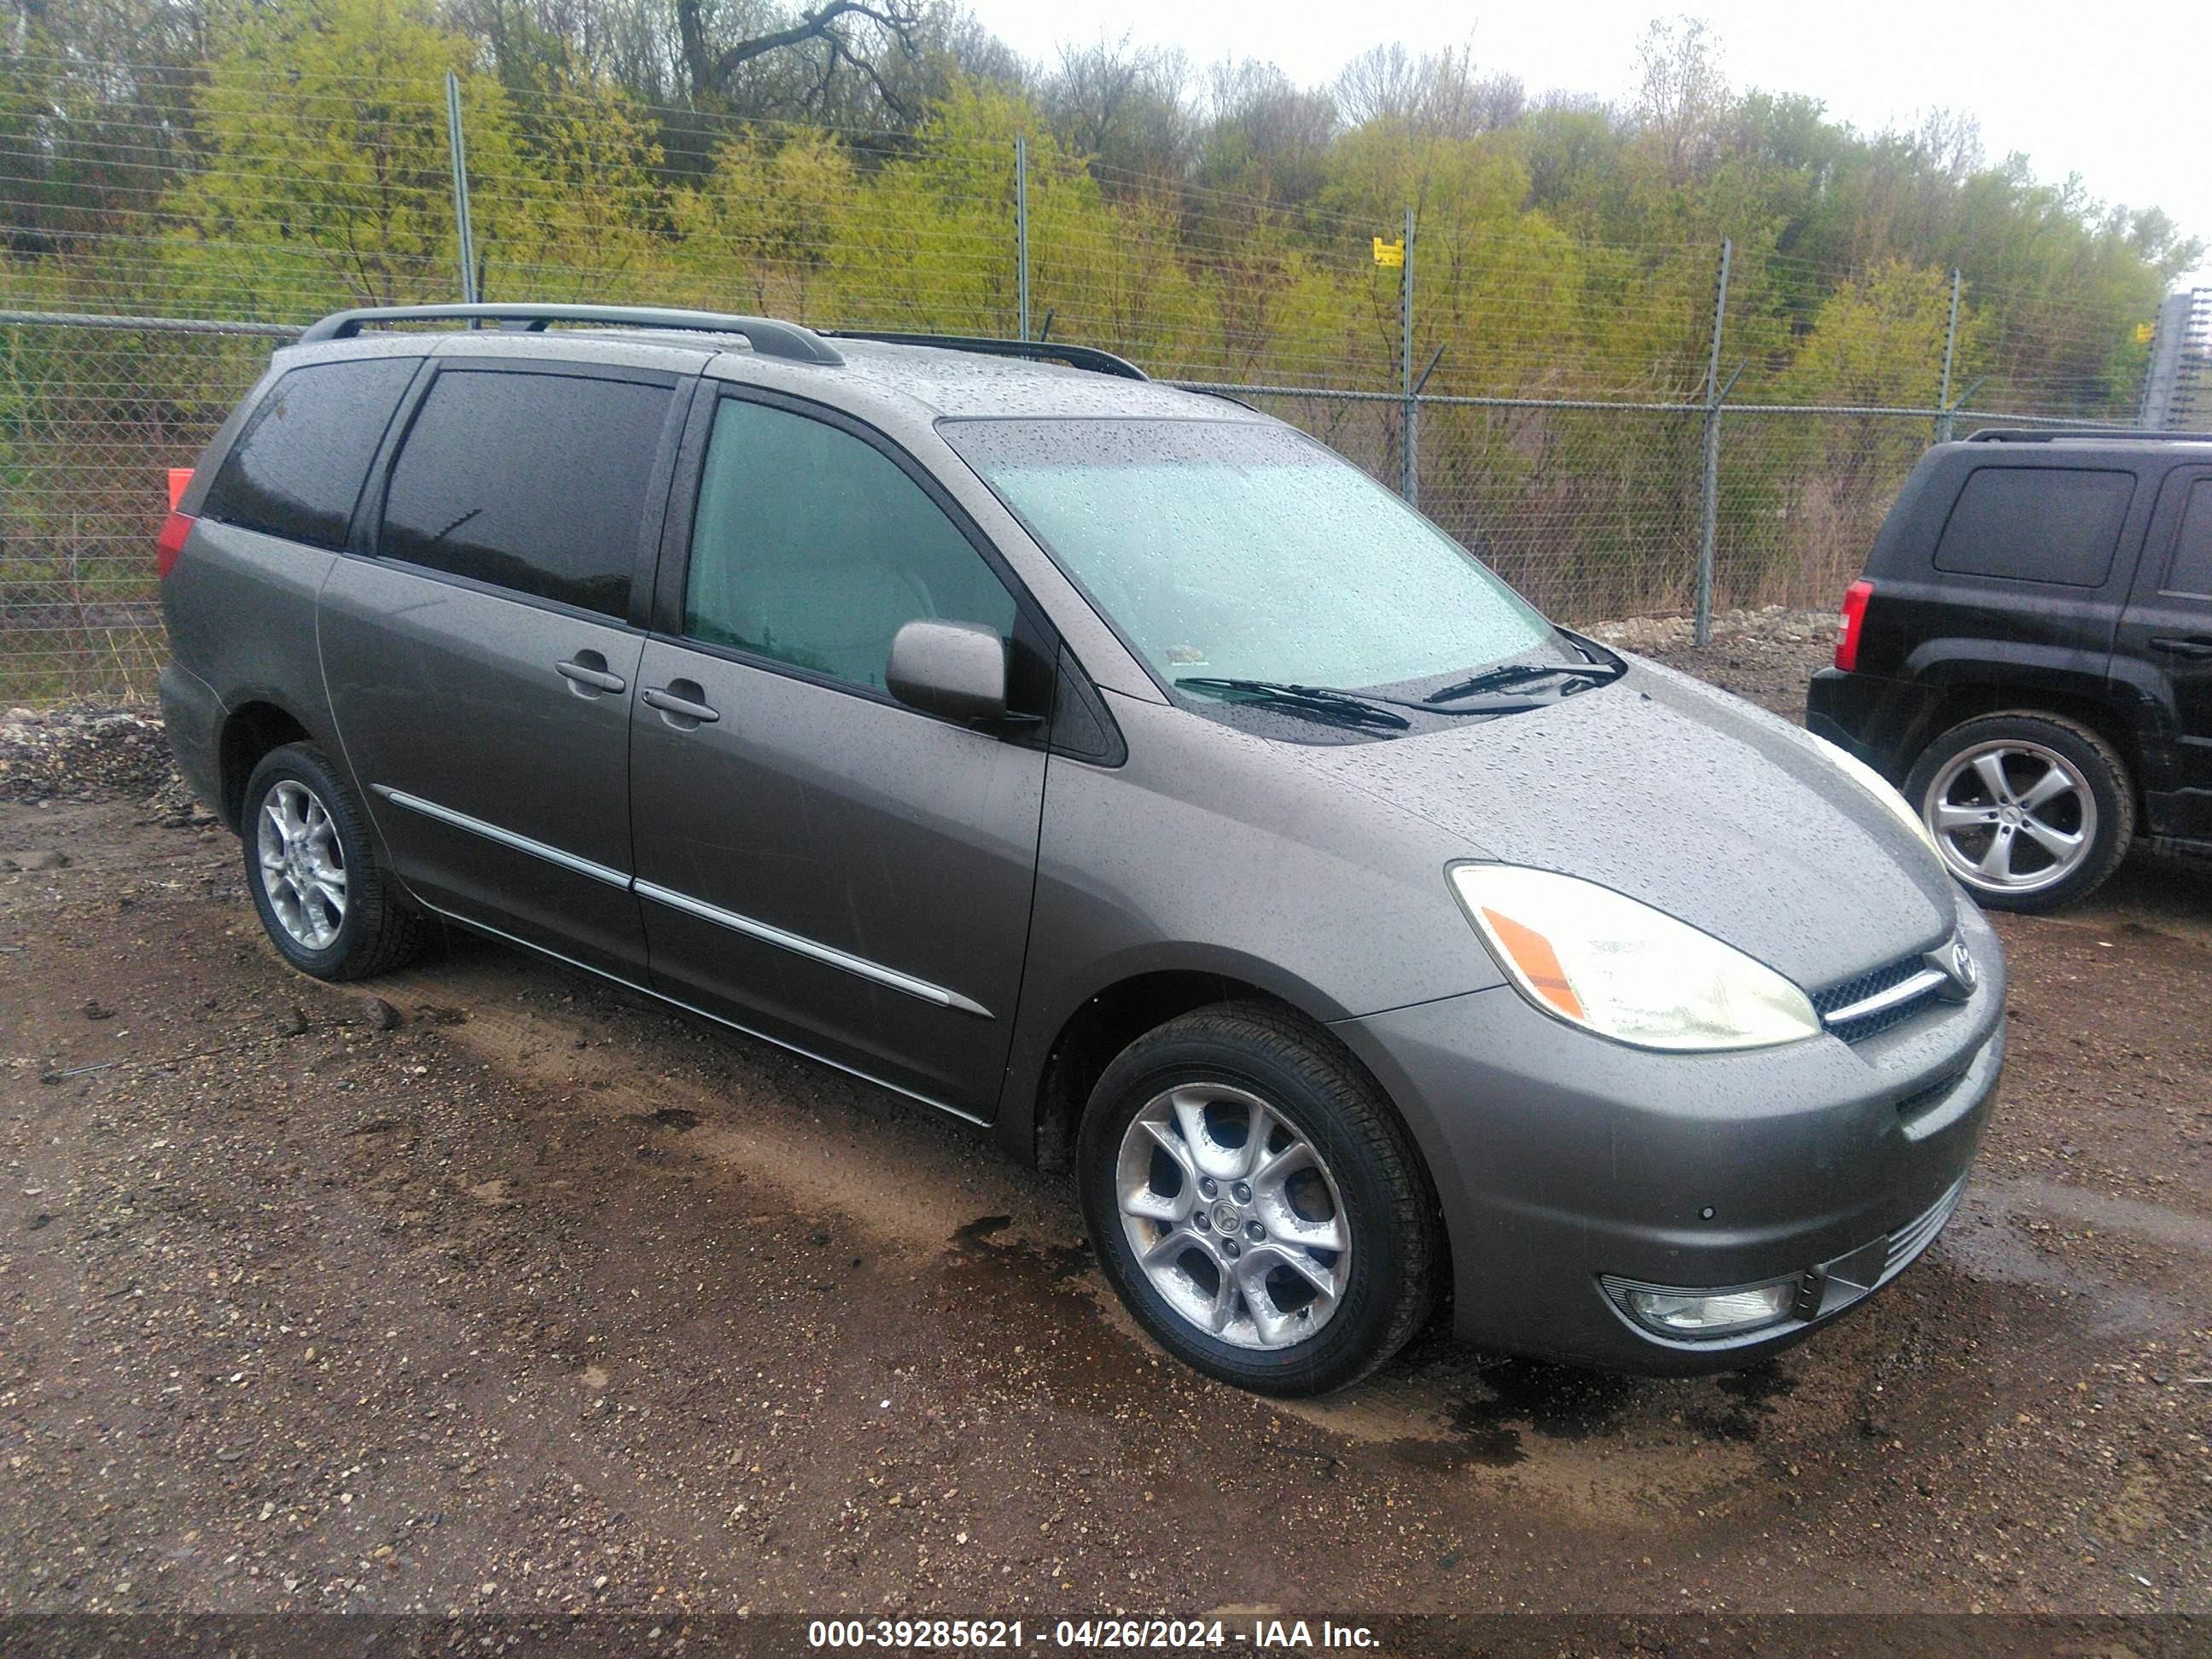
xmin=1372 ymin=236 xmax=1405 ymax=269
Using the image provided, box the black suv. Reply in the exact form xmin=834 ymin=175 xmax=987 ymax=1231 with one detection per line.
xmin=1809 ymin=429 xmax=2212 ymax=911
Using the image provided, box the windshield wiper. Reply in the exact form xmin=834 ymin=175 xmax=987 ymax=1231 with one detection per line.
xmin=1422 ymin=659 xmax=1621 ymax=706
xmin=1174 ymin=678 xmax=1411 ymax=731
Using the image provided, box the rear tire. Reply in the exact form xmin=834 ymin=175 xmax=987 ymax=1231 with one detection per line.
xmin=1905 ymin=712 xmax=2133 ymax=913
xmin=242 ymin=743 xmax=430 ymax=981
xmin=1077 ymin=1001 xmax=1441 ymax=1396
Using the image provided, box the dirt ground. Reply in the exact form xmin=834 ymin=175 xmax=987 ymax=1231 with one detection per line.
xmin=3 ymin=633 xmax=2211 ymax=1633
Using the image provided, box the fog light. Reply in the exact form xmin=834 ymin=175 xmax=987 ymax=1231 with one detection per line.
xmin=1607 ymin=1275 xmax=1802 ymax=1339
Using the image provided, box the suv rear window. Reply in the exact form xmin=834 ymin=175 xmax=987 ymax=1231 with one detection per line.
xmin=1932 ymin=466 xmax=2135 ymax=587
xmin=201 ymin=358 xmax=416 ymax=550
xmin=378 ymin=369 xmax=672 ymax=619
xmin=2165 ymin=478 xmax=2212 ymax=599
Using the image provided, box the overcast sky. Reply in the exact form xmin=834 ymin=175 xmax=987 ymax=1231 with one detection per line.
xmin=964 ymin=0 xmax=2211 ymax=288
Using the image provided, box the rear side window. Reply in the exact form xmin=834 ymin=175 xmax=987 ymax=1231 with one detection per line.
xmin=378 ymin=369 xmax=672 ymax=619
xmin=1932 ymin=466 xmax=2135 ymax=587
xmin=201 ymin=358 xmax=416 ymax=550
xmin=2163 ymin=478 xmax=2212 ymax=599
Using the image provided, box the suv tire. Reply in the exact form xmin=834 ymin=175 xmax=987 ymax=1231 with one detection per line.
xmin=1905 ymin=712 xmax=2133 ymax=913
xmin=1078 ymin=1002 xmax=1441 ymax=1395
xmin=242 ymin=743 xmax=432 ymax=980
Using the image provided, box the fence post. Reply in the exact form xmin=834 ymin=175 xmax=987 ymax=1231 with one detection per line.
xmin=445 ymin=70 xmax=479 ymax=306
xmin=1400 ymin=207 xmax=1417 ymax=505
xmin=1936 ymin=268 xmax=1962 ymax=443
xmin=1694 ymin=238 xmax=1732 ymax=646
xmin=1014 ymin=137 xmax=1031 ymax=343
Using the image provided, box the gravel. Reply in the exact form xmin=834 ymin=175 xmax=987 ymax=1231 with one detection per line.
xmin=1586 ymin=605 xmax=1840 ymax=719
xmin=1 ymin=702 xmax=210 ymax=825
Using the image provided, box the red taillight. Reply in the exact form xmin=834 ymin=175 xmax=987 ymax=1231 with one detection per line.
xmin=156 ymin=510 xmax=195 ymax=580
xmin=1836 ymin=578 xmax=1873 ymax=672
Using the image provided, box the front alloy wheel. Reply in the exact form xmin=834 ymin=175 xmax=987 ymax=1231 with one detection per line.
xmin=1115 ymin=1083 xmax=1352 ymax=1349
xmin=1079 ymin=1002 xmax=1440 ymax=1395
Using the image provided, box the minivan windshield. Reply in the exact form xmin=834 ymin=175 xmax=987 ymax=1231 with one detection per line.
xmin=943 ymin=418 xmax=1557 ymax=698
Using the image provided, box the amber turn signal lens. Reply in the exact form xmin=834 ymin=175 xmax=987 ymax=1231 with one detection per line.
xmin=1478 ymin=906 xmax=1586 ymax=1020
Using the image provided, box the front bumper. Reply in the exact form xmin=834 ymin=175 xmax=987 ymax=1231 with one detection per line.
xmin=1333 ymin=900 xmax=2005 ymax=1373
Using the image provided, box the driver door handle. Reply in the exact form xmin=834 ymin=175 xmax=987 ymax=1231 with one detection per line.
xmin=2150 ymin=636 xmax=2212 ymax=661
xmin=642 ymin=684 xmax=721 ymax=725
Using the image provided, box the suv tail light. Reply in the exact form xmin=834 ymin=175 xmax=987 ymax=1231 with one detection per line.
xmin=156 ymin=509 xmax=195 ymax=580
xmin=1836 ymin=579 xmax=1873 ymax=672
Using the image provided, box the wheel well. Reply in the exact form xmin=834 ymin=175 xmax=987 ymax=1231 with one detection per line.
xmin=1915 ymin=685 xmax=2141 ymax=804
xmin=218 ymin=701 xmax=311 ymax=830
xmin=1031 ymin=972 xmax=1306 ymax=1173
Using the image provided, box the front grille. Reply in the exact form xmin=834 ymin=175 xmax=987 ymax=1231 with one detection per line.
xmin=1813 ymin=952 xmax=1947 ymax=1042
xmin=1883 ymin=1176 xmax=1967 ymax=1278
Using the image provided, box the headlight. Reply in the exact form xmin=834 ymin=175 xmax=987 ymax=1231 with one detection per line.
xmin=1447 ymin=864 xmax=1821 ymax=1051
xmin=1808 ymin=733 xmax=1940 ymax=859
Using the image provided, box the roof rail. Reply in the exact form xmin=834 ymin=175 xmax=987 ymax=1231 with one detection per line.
xmin=295 ymin=304 xmax=845 ymax=366
xmin=1965 ymin=426 xmax=2212 ymax=444
xmin=825 ymin=330 xmax=1148 ymax=381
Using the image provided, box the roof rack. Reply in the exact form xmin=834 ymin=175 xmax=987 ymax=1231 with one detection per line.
xmin=1965 ymin=426 xmax=2212 ymax=444
xmin=824 ymin=330 xmax=1148 ymax=381
xmin=295 ymin=304 xmax=844 ymax=366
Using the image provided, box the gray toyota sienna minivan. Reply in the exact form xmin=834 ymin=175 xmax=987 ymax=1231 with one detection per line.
xmin=159 ymin=304 xmax=2005 ymax=1395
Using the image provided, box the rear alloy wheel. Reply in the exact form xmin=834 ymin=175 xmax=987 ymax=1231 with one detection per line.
xmin=257 ymin=778 xmax=348 ymax=952
xmin=1906 ymin=713 xmax=2133 ymax=912
xmin=242 ymin=743 xmax=432 ymax=980
xmin=1079 ymin=1002 xmax=1440 ymax=1395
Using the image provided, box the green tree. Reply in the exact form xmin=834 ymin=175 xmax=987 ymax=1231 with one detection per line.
xmin=670 ymin=126 xmax=858 ymax=318
xmin=163 ymin=0 xmax=523 ymax=313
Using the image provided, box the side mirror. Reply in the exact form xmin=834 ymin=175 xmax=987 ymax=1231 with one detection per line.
xmin=887 ymin=620 xmax=1009 ymax=723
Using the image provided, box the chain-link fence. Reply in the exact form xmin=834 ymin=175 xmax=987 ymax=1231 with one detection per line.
xmin=0 ymin=85 xmax=2172 ymax=702
xmin=0 ymin=313 xmax=296 ymax=701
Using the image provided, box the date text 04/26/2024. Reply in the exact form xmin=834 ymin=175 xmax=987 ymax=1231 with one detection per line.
xmin=806 ymin=1619 xmax=1382 ymax=1650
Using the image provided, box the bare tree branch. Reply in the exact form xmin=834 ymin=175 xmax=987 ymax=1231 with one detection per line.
xmin=672 ymin=0 xmax=922 ymax=108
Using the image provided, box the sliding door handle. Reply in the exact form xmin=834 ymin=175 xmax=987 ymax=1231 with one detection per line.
xmin=642 ymin=684 xmax=720 ymax=725
xmin=2150 ymin=636 xmax=2212 ymax=661
xmin=557 ymin=654 xmax=627 ymax=694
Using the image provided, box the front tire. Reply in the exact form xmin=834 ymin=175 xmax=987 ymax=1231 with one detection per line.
xmin=242 ymin=743 xmax=430 ymax=981
xmin=1077 ymin=1002 xmax=1441 ymax=1396
xmin=1905 ymin=712 xmax=2133 ymax=912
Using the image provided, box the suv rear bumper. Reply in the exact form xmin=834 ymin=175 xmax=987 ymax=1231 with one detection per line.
xmin=1806 ymin=666 xmax=1943 ymax=782
xmin=1332 ymin=901 xmax=2004 ymax=1374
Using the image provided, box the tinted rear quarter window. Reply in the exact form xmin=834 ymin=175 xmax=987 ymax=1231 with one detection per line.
xmin=201 ymin=358 xmax=417 ymax=550
xmin=2164 ymin=478 xmax=2212 ymax=599
xmin=378 ymin=368 xmax=672 ymax=619
xmin=1932 ymin=465 xmax=2135 ymax=587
